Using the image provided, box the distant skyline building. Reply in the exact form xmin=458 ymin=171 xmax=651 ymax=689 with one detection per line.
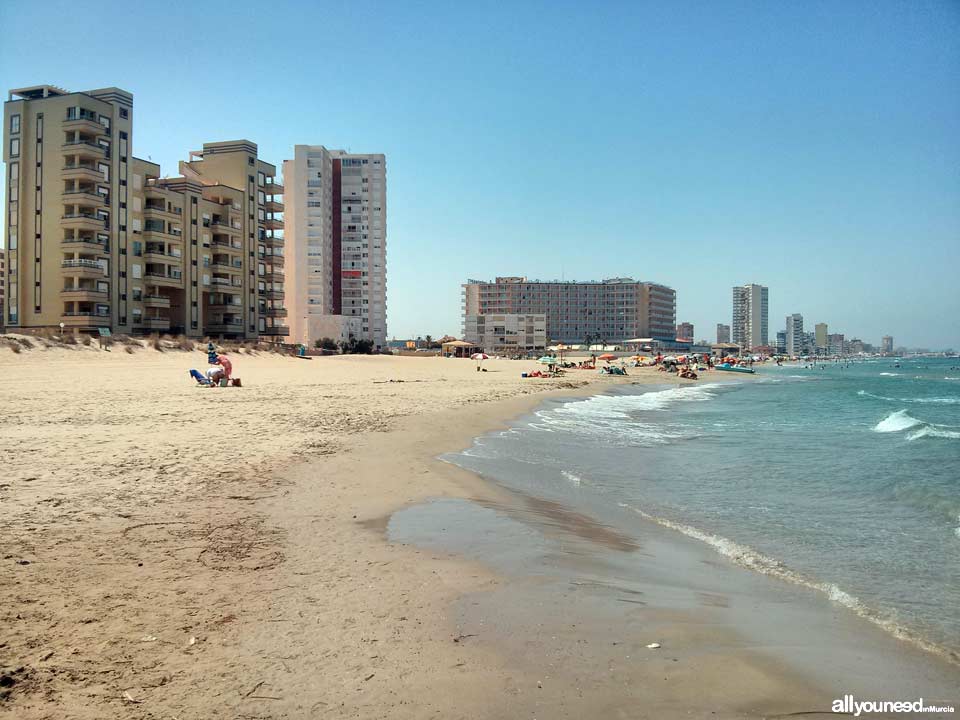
xmin=462 ymin=276 xmax=676 ymax=344
xmin=732 ymin=283 xmax=769 ymax=351
xmin=463 ymin=313 xmax=546 ymax=355
xmin=828 ymin=333 xmax=845 ymax=356
xmin=785 ymin=313 xmax=804 ymax=356
xmin=716 ymin=323 xmax=730 ymax=344
xmin=815 ymin=322 xmax=828 ymax=349
xmin=882 ymin=335 xmax=894 ymax=354
xmin=676 ymin=321 xmax=694 ymax=341
xmin=776 ymin=331 xmax=787 ymax=354
xmin=284 ymin=145 xmax=387 ymax=349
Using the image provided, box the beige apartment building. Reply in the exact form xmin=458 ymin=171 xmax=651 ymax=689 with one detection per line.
xmin=463 ymin=313 xmax=547 ymax=355
xmin=2 ymin=85 xmax=285 ymax=339
xmin=463 ymin=276 xmax=677 ymax=345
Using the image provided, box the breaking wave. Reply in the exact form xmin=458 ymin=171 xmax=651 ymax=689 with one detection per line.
xmin=872 ymin=410 xmax=960 ymax=441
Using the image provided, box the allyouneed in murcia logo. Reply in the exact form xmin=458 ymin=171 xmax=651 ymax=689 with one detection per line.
xmin=833 ymin=695 xmax=955 ymax=716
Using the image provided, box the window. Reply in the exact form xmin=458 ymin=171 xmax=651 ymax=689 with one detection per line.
xmin=120 ymin=108 xmax=128 ymax=119
xmin=10 ymin=115 xmax=20 ymax=134
xmin=132 ymin=288 xmax=142 ymax=301
xmin=132 ymin=241 xmax=142 ymax=256
xmin=9 ymin=138 xmax=19 ymax=157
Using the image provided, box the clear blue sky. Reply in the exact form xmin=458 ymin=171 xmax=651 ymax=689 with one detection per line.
xmin=2 ymin=0 xmax=958 ymax=348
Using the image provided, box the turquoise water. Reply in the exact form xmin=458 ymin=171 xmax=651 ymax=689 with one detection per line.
xmin=447 ymin=358 xmax=960 ymax=657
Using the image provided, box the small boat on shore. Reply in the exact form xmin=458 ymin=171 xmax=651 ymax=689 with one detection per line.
xmin=716 ymin=363 xmax=755 ymax=374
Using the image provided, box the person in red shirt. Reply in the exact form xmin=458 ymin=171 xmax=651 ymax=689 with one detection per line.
xmin=214 ymin=354 xmax=232 ymax=380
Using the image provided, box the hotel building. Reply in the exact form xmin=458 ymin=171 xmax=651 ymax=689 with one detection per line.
xmin=815 ymin=322 xmax=828 ymax=350
xmin=462 ymin=276 xmax=676 ymax=345
xmin=732 ymin=283 xmax=769 ymax=351
xmin=284 ymin=145 xmax=387 ymax=350
xmin=785 ymin=313 xmax=804 ymax=356
xmin=463 ymin=313 xmax=547 ymax=355
xmin=2 ymin=85 xmax=284 ymax=339
xmin=716 ymin=323 xmax=731 ymax=344
xmin=676 ymin=322 xmax=694 ymax=341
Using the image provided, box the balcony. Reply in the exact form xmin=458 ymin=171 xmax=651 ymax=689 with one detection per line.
xmin=62 ymin=141 xmax=105 ymax=160
xmin=262 ymin=217 xmax=283 ymax=231
xmin=259 ymin=326 xmax=289 ymax=336
xmin=143 ymin=204 xmax=180 ymax=221
xmin=142 ymin=317 xmax=171 ymax=331
xmin=63 ymin=116 xmax=105 ymax=135
xmin=207 ymin=302 xmax=244 ymax=311
xmin=260 ymin=307 xmax=287 ymax=318
xmin=145 ymin=272 xmax=184 ymax=288
xmin=61 ymin=287 xmax=108 ymax=302
xmin=206 ymin=320 xmax=245 ymax=334
xmin=210 ymin=220 xmax=239 ymax=235
xmin=61 ymin=312 xmax=110 ymax=327
xmin=262 ymin=270 xmax=284 ymax=283
xmin=264 ymin=199 xmax=283 ymax=213
xmin=143 ymin=296 xmax=171 ymax=309
xmin=261 ymin=235 xmax=284 ymax=249
xmin=262 ymin=179 xmax=284 ymax=195
xmin=62 ymin=189 xmax=105 ymax=206
xmin=211 ymin=238 xmax=243 ymax=253
xmin=210 ymin=263 xmax=243 ymax=274
xmin=62 ymin=237 xmax=107 ymax=253
xmin=260 ymin=289 xmax=284 ymax=300
xmin=62 ymin=259 xmax=104 ymax=278
xmin=143 ymin=251 xmax=182 ymax=265
xmin=62 ymin=165 xmax=103 ymax=182
xmin=260 ymin=253 xmax=284 ymax=267
xmin=141 ymin=227 xmax=181 ymax=242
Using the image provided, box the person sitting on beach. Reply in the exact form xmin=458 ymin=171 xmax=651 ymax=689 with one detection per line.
xmin=206 ymin=366 xmax=225 ymax=387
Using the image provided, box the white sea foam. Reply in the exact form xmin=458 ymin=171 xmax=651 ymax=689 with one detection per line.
xmin=907 ymin=426 xmax=960 ymax=441
xmin=615 ymin=500 xmax=957 ymax=663
xmin=858 ymin=390 xmax=960 ymax=405
xmin=561 ymin=470 xmax=583 ymax=486
xmin=874 ymin=409 xmax=923 ymax=433
xmin=879 ymin=372 xmax=901 ymax=376
xmin=524 ymin=385 xmax=723 ymax=446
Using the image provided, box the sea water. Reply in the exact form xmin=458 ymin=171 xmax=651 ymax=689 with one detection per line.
xmin=446 ymin=358 xmax=960 ymax=657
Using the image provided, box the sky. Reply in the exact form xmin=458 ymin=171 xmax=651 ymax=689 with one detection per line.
xmin=2 ymin=0 xmax=959 ymax=349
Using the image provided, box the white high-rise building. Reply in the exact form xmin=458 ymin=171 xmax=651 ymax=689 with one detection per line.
xmin=731 ymin=284 xmax=768 ymax=350
xmin=786 ymin=313 xmax=804 ymax=356
xmin=284 ymin=145 xmax=387 ymax=349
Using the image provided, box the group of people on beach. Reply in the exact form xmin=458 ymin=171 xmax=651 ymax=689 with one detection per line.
xmin=189 ymin=343 xmax=238 ymax=387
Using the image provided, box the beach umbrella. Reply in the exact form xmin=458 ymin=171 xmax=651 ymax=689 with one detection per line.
xmin=538 ymin=356 xmax=558 ymax=364
xmin=662 ymin=355 xmax=678 ymax=362
xmin=598 ymin=353 xmax=616 ymax=361
xmin=471 ymin=353 xmax=489 ymax=360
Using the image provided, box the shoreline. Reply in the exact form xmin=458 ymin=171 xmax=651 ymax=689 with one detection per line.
xmin=385 ymin=381 xmax=959 ymax=717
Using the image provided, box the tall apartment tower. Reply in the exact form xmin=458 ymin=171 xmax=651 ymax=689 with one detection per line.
xmin=731 ymin=284 xmax=769 ymax=351
xmin=881 ymin=335 xmax=894 ymax=354
xmin=463 ymin=277 xmax=676 ymax=344
xmin=284 ymin=145 xmax=386 ymax=349
xmin=676 ymin=322 xmax=694 ymax=341
xmin=2 ymin=85 xmax=284 ymax=338
xmin=785 ymin=313 xmax=804 ymax=356
xmin=815 ymin=322 xmax=828 ymax=350
xmin=716 ymin=323 xmax=731 ymax=344
xmin=4 ymin=86 xmax=133 ymax=332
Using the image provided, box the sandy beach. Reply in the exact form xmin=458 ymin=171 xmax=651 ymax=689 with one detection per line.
xmin=1 ymin=340 xmax=956 ymax=719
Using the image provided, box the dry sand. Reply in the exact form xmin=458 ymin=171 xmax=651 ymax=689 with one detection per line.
xmin=4 ymin=340 xmax=928 ymax=719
